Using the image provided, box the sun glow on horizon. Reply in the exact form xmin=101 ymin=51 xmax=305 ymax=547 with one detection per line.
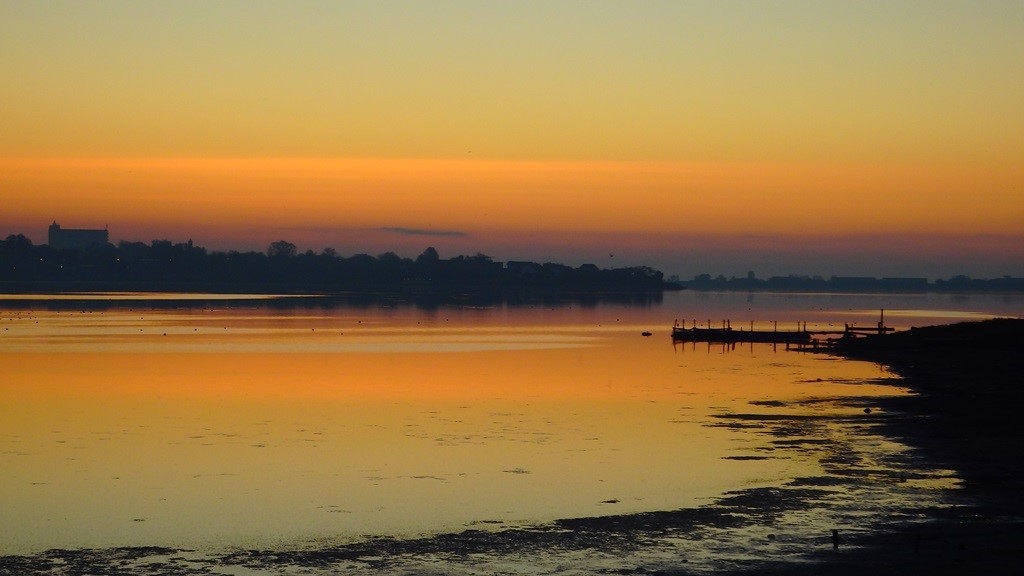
xmin=3 ymin=156 xmax=1021 ymax=242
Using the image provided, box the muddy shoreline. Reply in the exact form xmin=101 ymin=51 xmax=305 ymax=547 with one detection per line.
xmin=767 ymin=317 xmax=1024 ymax=575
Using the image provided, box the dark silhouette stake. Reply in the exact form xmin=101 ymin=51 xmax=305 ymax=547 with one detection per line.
xmin=832 ymin=529 xmax=840 ymax=549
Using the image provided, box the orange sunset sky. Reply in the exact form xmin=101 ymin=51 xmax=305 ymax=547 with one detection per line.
xmin=2 ymin=1 xmax=1022 ymax=279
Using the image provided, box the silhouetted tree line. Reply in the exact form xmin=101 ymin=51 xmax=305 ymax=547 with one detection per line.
xmin=683 ymin=271 xmax=1024 ymax=292
xmin=0 ymin=234 xmax=666 ymax=295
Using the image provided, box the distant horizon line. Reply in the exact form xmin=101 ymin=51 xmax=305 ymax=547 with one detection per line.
xmin=3 ymin=229 xmax=1021 ymax=286
xmin=5 ymin=220 xmax=1023 ymax=283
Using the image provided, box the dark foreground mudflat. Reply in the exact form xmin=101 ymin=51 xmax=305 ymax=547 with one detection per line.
xmin=837 ymin=318 xmax=1024 ymax=497
xmin=773 ymin=317 xmax=1024 ymax=576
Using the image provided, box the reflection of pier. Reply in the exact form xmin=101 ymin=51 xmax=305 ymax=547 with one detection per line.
xmin=670 ymin=310 xmax=894 ymax=347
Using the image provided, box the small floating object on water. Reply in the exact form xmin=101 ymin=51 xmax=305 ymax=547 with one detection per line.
xmin=863 ymin=407 xmax=872 ymax=414
xmin=641 ymin=331 xmax=652 ymax=337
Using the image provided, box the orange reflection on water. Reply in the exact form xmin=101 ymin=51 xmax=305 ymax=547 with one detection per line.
xmin=0 ymin=308 xmax=903 ymax=554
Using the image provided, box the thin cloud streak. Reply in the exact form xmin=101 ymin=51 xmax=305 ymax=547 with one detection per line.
xmin=379 ymin=227 xmax=468 ymax=238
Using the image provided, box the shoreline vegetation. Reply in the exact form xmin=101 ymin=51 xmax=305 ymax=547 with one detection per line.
xmin=683 ymin=273 xmax=1024 ymax=293
xmin=0 ymin=235 xmax=665 ymax=296
xmin=3 ymin=233 xmax=1023 ymax=296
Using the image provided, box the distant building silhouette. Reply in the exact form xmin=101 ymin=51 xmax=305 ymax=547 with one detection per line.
xmin=47 ymin=221 xmax=109 ymax=250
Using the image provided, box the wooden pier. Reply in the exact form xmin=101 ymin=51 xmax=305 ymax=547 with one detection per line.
xmin=670 ymin=310 xmax=894 ymax=345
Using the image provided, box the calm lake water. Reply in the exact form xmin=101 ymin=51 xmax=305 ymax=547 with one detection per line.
xmin=1 ymin=291 xmax=1020 ymax=574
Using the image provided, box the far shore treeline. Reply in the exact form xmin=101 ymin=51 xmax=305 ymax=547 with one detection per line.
xmin=685 ymin=271 xmax=1024 ymax=293
xmin=0 ymin=234 xmax=664 ymax=296
xmin=2 ymin=233 xmax=1022 ymax=296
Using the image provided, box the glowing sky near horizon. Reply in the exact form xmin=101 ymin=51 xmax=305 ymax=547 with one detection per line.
xmin=1 ymin=0 xmax=1022 ymax=278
